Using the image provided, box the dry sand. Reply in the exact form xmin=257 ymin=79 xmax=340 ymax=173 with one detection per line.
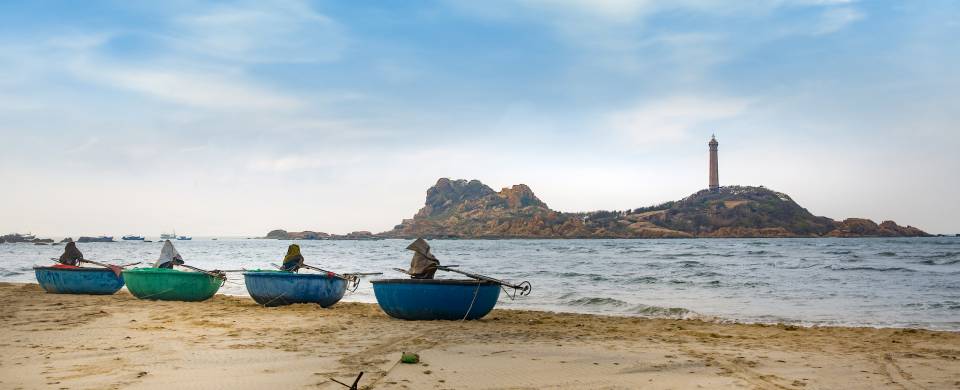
xmin=1 ymin=282 xmax=958 ymax=390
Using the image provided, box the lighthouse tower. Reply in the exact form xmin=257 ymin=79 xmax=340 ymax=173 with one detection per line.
xmin=708 ymin=135 xmax=719 ymax=192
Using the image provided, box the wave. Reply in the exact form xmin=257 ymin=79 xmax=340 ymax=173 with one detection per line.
xmin=827 ymin=265 xmax=917 ymax=272
xmin=556 ymin=272 xmax=608 ymax=281
xmin=917 ymin=258 xmax=960 ymax=266
xmin=877 ymin=251 xmax=898 ymax=257
xmin=677 ymin=260 xmax=702 ymax=268
xmin=825 ymin=250 xmax=853 ymax=255
xmin=565 ymin=297 xmax=629 ymax=307
xmin=627 ymin=276 xmax=658 ymax=284
xmin=694 ymin=271 xmax=723 ymax=277
xmin=630 ymin=304 xmax=694 ymax=318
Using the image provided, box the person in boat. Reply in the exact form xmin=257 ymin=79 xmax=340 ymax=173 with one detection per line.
xmin=407 ymin=238 xmax=439 ymax=279
xmin=280 ymin=244 xmax=304 ymax=272
xmin=58 ymin=241 xmax=84 ymax=266
xmin=154 ymin=240 xmax=185 ymax=269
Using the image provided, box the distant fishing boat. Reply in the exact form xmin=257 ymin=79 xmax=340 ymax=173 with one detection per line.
xmin=123 ymin=268 xmax=223 ymax=301
xmin=176 ymin=235 xmax=192 ymax=241
xmin=34 ymin=265 xmax=125 ymax=295
xmin=122 ymin=235 xmax=145 ymax=241
xmin=160 ymin=232 xmax=176 ymax=240
xmin=77 ymin=236 xmax=114 ymax=243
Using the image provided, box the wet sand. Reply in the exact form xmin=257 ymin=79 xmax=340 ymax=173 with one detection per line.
xmin=1 ymin=282 xmax=958 ymax=389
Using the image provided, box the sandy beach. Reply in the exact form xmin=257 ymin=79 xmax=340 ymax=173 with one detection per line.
xmin=1 ymin=283 xmax=958 ymax=389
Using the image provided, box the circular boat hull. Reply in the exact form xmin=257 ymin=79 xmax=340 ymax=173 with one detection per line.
xmin=122 ymin=268 xmax=222 ymax=302
xmin=371 ymin=279 xmax=500 ymax=320
xmin=243 ymin=271 xmax=347 ymax=307
xmin=34 ymin=266 xmax=124 ymax=295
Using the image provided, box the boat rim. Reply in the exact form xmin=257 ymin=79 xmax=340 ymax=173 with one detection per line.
xmin=33 ymin=266 xmax=118 ymax=272
xmin=242 ymin=271 xmax=340 ymax=279
xmin=371 ymin=278 xmax=499 ymax=286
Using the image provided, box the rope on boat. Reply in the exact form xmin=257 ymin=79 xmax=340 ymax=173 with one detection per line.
xmin=261 ymin=292 xmax=287 ymax=307
xmin=135 ymin=288 xmax=176 ymax=300
xmin=461 ymin=279 xmax=482 ymax=321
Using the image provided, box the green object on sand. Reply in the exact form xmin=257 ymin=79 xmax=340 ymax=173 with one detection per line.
xmin=123 ymin=268 xmax=223 ymax=302
xmin=401 ymin=352 xmax=419 ymax=364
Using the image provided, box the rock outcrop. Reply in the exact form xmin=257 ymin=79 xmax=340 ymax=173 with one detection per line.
xmin=264 ymin=229 xmax=381 ymax=240
xmin=378 ymin=179 xmax=929 ymax=239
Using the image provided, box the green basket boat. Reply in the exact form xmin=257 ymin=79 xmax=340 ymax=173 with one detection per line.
xmin=122 ymin=268 xmax=223 ymax=302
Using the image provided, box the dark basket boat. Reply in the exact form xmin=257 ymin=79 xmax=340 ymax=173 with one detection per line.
xmin=243 ymin=270 xmax=348 ymax=307
xmin=34 ymin=266 xmax=125 ymax=295
xmin=371 ymin=279 xmax=501 ymax=320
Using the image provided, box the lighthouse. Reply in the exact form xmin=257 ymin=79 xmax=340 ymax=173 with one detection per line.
xmin=709 ymin=135 xmax=719 ymax=192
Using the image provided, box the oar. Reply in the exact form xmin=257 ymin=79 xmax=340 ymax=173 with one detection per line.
xmin=272 ymin=263 xmax=366 ymax=292
xmin=343 ymin=272 xmax=383 ymax=276
xmin=50 ymin=258 xmax=128 ymax=276
xmin=80 ymin=259 xmax=124 ymax=276
xmin=436 ymin=266 xmax=532 ymax=296
xmin=50 ymin=258 xmax=136 ymax=269
xmin=270 ymin=263 xmax=352 ymax=280
xmin=177 ymin=263 xmax=226 ymax=280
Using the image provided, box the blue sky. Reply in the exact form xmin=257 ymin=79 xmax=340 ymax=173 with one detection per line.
xmin=1 ymin=0 xmax=958 ymax=236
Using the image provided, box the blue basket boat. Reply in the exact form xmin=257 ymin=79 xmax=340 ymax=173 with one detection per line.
xmin=34 ymin=266 xmax=125 ymax=295
xmin=371 ymin=279 xmax=501 ymax=320
xmin=244 ymin=270 xmax=348 ymax=307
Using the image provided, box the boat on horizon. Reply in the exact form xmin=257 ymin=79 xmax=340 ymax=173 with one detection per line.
xmin=160 ymin=230 xmax=176 ymax=240
xmin=176 ymin=235 xmax=192 ymax=240
xmin=77 ymin=236 xmax=114 ymax=243
xmin=121 ymin=235 xmax=145 ymax=241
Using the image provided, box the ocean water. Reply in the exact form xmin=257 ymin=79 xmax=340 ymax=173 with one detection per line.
xmin=2 ymin=237 xmax=958 ymax=330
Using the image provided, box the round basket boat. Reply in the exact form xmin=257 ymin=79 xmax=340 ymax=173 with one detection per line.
xmin=244 ymin=270 xmax=348 ymax=307
xmin=371 ymin=279 xmax=500 ymax=320
xmin=34 ymin=266 xmax=124 ymax=295
xmin=122 ymin=268 xmax=223 ymax=302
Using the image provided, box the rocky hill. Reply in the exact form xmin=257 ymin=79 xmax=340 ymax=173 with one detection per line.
xmin=379 ymin=178 xmax=928 ymax=239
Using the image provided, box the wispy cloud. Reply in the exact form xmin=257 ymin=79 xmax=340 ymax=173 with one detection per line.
xmin=607 ymin=96 xmax=750 ymax=146
xmin=93 ymin=67 xmax=302 ymax=110
xmin=173 ymin=0 xmax=345 ymax=63
xmin=811 ymin=6 xmax=864 ymax=35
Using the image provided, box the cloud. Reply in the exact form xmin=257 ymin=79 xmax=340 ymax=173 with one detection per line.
xmin=811 ymin=6 xmax=864 ymax=35
xmin=173 ymin=0 xmax=345 ymax=63
xmin=607 ymin=96 xmax=750 ymax=145
xmin=63 ymin=56 xmax=303 ymax=110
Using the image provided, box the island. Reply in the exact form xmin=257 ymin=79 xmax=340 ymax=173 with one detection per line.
xmin=374 ymin=178 xmax=928 ymax=239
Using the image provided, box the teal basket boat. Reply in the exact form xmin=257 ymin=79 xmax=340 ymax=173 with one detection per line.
xmin=122 ymin=268 xmax=223 ymax=302
xmin=243 ymin=270 xmax=348 ymax=307
xmin=34 ymin=266 xmax=125 ymax=295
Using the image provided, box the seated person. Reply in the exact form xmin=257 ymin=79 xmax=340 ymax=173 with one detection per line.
xmin=58 ymin=241 xmax=84 ymax=266
xmin=280 ymin=244 xmax=304 ymax=272
xmin=154 ymin=240 xmax=185 ymax=269
xmin=407 ymin=238 xmax=439 ymax=279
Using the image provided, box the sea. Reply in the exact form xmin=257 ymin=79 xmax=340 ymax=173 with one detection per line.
xmin=2 ymin=237 xmax=958 ymax=331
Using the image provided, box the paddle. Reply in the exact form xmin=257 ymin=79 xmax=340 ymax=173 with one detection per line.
xmin=49 ymin=258 xmax=133 ymax=276
xmin=436 ymin=266 xmax=531 ymax=295
xmin=394 ymin=266 xmax=532 ymax=296
xmin=270 ymin=263 xmax=371 ymax=292
xmin=177 ymin=263 xmax=227 ymax=280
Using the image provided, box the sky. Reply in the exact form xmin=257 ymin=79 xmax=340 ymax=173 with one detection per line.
xmin=1 ymin=0 xmax=958 ymax=236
